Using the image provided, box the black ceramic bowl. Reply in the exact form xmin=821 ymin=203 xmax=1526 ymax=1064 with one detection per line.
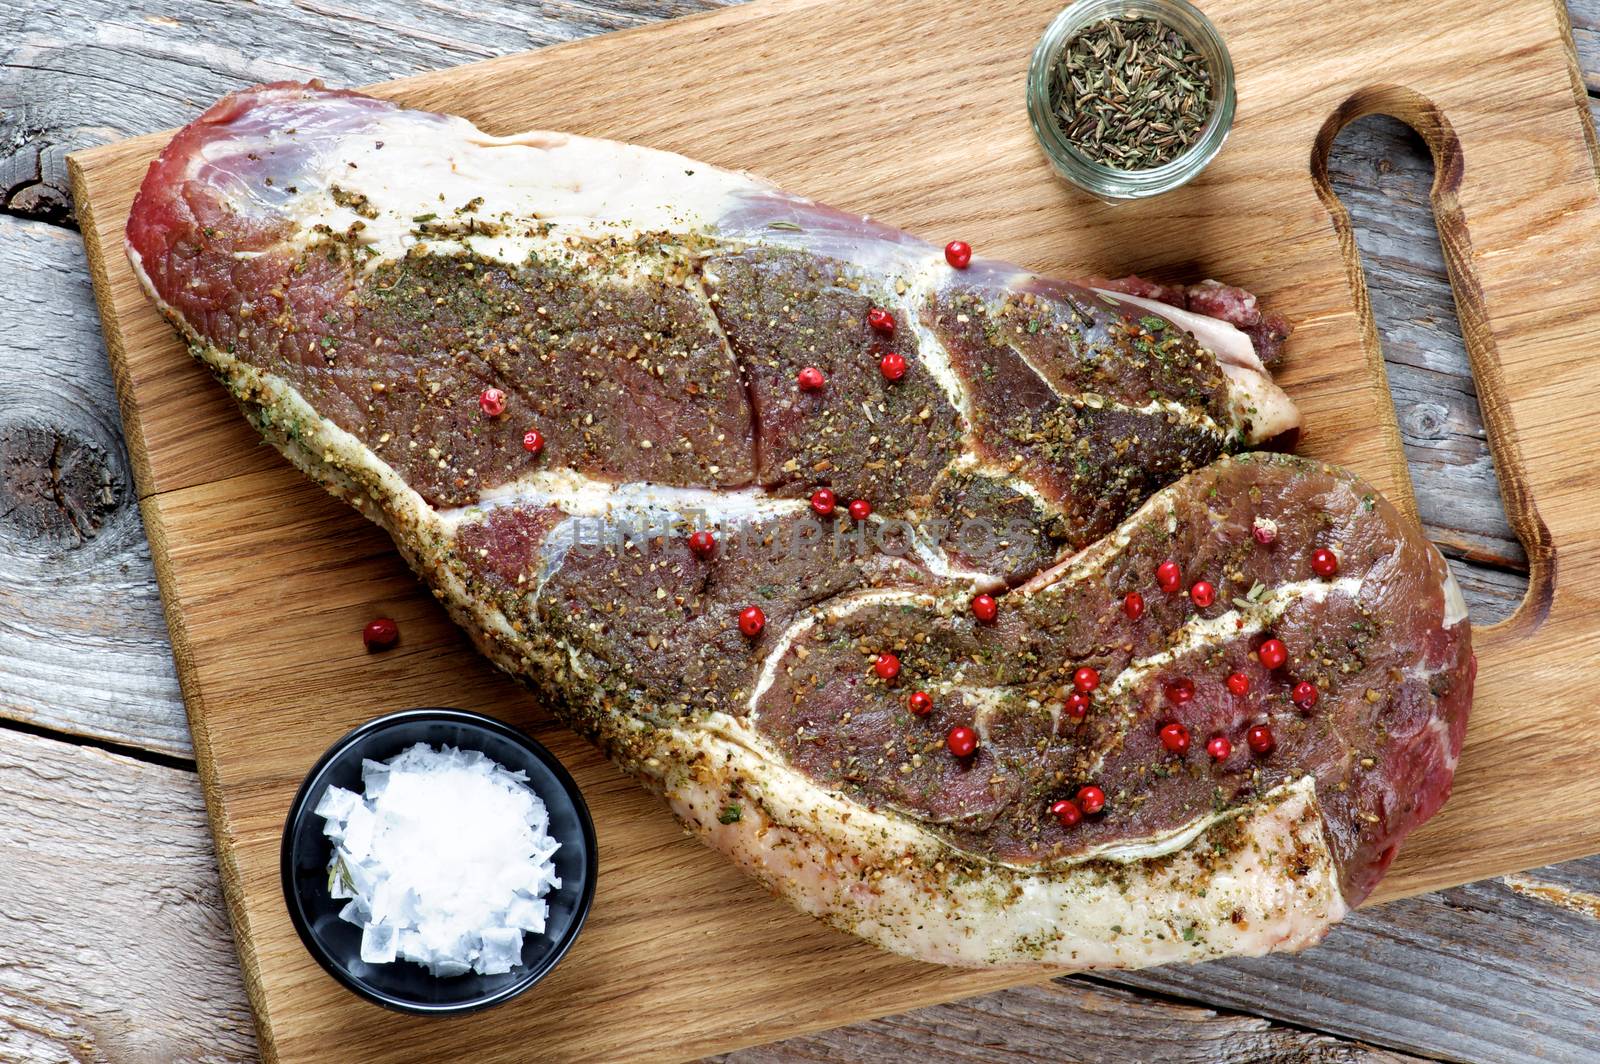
xmin=280 ymin=707 xmax=597 ymax=1015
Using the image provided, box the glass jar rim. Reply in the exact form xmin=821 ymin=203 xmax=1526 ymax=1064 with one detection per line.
xmin=1027 ymin=0 xmax=1237 ymax=200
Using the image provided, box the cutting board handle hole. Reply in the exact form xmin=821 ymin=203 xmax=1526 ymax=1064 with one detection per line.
xmin=1311 ymin=89 xmax=1554 ymax=634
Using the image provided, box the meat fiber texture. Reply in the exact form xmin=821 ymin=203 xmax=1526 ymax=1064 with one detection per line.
xmin=126 ymin=82 xmax=1473 ymax=969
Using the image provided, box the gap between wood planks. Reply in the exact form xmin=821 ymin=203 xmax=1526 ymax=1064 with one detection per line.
xmin=0 ymin=713 xmax=195 ymax=771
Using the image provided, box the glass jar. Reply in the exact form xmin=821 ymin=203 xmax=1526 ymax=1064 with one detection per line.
xmin=1027 ymin=0 xmax=1236 ymax=202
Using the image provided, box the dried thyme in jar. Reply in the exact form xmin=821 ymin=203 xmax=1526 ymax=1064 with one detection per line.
xmin=1047 ymin=14 xmax=1215 ymax=171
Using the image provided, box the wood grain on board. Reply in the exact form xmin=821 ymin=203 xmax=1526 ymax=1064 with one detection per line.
xmin=60 ymin=0 xmax=1600 ymax=1060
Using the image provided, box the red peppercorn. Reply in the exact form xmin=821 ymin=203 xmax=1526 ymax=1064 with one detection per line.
xmin=738 ymin=606 xmax=765 ymax=638
xmin=362 ymin=617 xmax=399 ymax=652
xmin=521 ymin=428 xmax=545 ymax=456
xmin=1207 ymin=735 xmax=1233 ymax=761
xmin=1164 ymin=677 xmax=1195 ymax=705
xmin=874 ymin=653 xmax=901 ymax=682
xmin=478 ymin=387 xmax=507 ymax=417
xmin=1051 ymin=798 xmax=1083 ymax=827
xmin=1292 ymin=681 xmax=1319 ymax=710
xmin=1258 ymin=638 xmax=1288 ymax=670
xmin=944 ymin=241 xmax=973 ymax=269
xmin=947 ymin=725 xmax=978 ymax=758
xmin=1159 ymin=722 xmax=1191 ymax=754
xmin=688 ymin=530 xmax=717 ymax=558
xmin=797 ymin=366 xmax=827 ymax=392
xmin=1247 ymin=724 xmax=1276 ymax=755
xmin=1311 ymin=547 xmax=1340 ymax=578
xmin=810 ymin=488 xmax=836 ymax=517
xmin=909 ymin=690 xmax=933 ymax=716
xmin=848 ymin=498 xmax=872 ymax=521
xmin=1063 ymin=691 xmax=1090 ymax=720
xmin=1076 ymin=785 xmax=1106 ymax=815
xmin=1123 ymin=591 xmax=1145 ymax=621
xmin=1190 ymin=580 xmax=1216 ymax=608
xmin=1156 ymin=559 xmax=1182 ymax=593
xmin=1226 ymin=671 xmax=1251 ymax=696
xmin=971 ymin=593 xmax=998 ymax=623
xmin=1073 ymin=666 xmax=1100 ymax=694
xmin=1252 ymin=517 xmax=1278 ymax=545
xmin=879 ymin=352 xmax=907 ymax=381
xmin=867 ymin=306 xmax=896 ymax=336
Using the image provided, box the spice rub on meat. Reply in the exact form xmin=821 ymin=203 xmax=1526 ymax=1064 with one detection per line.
xmin=127 ymin=82 xmax=1471 ymax=969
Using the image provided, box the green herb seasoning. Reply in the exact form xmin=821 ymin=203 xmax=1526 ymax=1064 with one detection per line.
xmin=1047 ymin=14 xmax=1214 ymax=171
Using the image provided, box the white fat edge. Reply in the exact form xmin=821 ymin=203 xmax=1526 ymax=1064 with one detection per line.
xmin=1019 ymin=490 xmax=1179 ymax=597
xmin=743 ymin=607 xmax=821 ymax=715
xmin=934 ymin=450 xmax=1073 ymax=561
xmin=1083 ymin=774 xmax=1321 ymax=862
xmin=538 ymin=487 xmax=807 ymax=603
xmin=899 ymin=513 xmax=1005 ymax=587
xmin=1093 ymin=288 xmax=1298 ymax=446
xmin=944 ymin=452 xmax=1059 ymax=519
xmin=684 ymin=708 xmax=1333 ymax=878
xmin=561 ymin=640 xmax=592 ymax=683
xmin=744 ymin=588 xmax=942 ymax=715
xmin=1090 ymin=392 xmax=1226 ymax=436
xmin=601 ymin=483 xmax=808 ymax=524
xmin=666 ymin=742 xmax=1344 ymax=966
xmin=896 ymin=256 xmax=989 ymax=420
xmin=1219 ymin=362 xmax=1301 ymax=445
xmin=996 ymin=311 xmax=1228 ymax=441
xmin=1372 ymin=655 xmax=1462 ymax=779
xmin=733 ymin=205 xmax=935 ymax=276
xmin=435 ymin=468 xmax=610 ymax=533
xmin=894 ymin=263 xmax=1222 ymax=439
xmin=439 ymin=474 xmax=811 ymax=604
xmin=1103 ymin=576 xmax=1363 ymax=701
xmin=1082 ymin=574 xmax=1360 ymax=780
xmin=1427 ymin=713 xmax=1461 ymax=774
xmin=449 ymin=469 xmax=998 ymax=598
xmin=281 ymin=109 xmax=762 ymax=264
xmin=1093 ymin=287 xmax=1260 ymax=370
xmin=438 ymin=473 xmax=805 ymax=530
xmin=1439 ymin=550 xmax=1469 ymax=627
xmin=125 ymin=241 xmax=160 ymax=311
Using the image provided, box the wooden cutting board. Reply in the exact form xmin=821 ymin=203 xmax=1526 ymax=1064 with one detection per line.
xmin=68 ymin=0 xmax=1600 ymax=1060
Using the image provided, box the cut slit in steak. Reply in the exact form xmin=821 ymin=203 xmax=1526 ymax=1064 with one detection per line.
xmin=126 ymin=82 xmax=1473 ymax=969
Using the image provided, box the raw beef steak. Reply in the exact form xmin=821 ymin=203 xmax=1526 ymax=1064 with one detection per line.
xmin=126 ymin=83 xmax=1473 ymax=968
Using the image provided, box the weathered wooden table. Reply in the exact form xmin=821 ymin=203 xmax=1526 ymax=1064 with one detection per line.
xmin=3 ymin=2 xmax=1597 ymax=1061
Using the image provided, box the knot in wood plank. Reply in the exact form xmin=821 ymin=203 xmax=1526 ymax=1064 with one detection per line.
xmin=0 ymin=421 xmax=123 ymax=547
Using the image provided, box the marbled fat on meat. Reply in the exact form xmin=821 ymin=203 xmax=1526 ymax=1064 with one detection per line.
xmin=126 ymin=83 xmax=1473 ymax=968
